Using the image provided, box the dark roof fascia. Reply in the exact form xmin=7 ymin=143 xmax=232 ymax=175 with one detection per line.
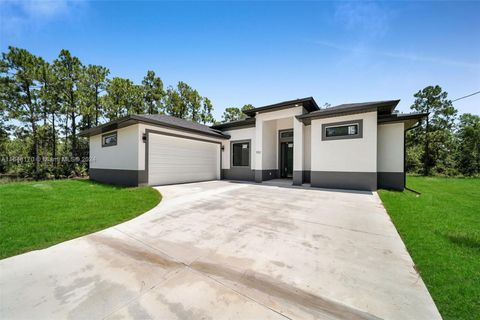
xmin=296 ymin=100 xmax=400 ymax=125
xmin=377 ymin=112 xmax=429 ymax=124
xmin=243 ymin=97 xmax=319 ymax=117
xmin=210 ymin=117 xmax=256 ymax=131
xmin=79 ymin=115 xmax=230 ymax=139
xmin=79 ymin=116 xmax=133 ymax=137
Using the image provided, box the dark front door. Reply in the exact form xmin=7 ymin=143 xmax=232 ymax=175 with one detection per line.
xmin=280 ymin=142 xmax=293 ymax=178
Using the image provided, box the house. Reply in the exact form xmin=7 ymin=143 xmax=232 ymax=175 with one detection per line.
xmin=79 ymin=97 xmax=427 ymax=191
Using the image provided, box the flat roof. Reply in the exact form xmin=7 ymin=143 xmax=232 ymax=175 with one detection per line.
xmin=243 ymin=97 xmax=320 ymax=117
xmin=79 ymin=114 xmax=229 ymax=139
xmin=378 ymin=112 xmax=428 ymax=127
xmin=210 ymin=117 xmax=256 ymax=130
xmin=297 ymin=100 xmax=400 ymax=124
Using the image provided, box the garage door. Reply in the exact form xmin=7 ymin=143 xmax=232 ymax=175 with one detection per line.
xmin=148 ymin=133 xmax=220 ymax=185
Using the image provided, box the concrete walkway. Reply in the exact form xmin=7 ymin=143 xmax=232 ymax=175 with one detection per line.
xmin=0 ymin=181 xmax=441 ymax=319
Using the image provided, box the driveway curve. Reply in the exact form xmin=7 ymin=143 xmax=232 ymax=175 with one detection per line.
xmin=0 ymin=181 xmax=441 ymax=319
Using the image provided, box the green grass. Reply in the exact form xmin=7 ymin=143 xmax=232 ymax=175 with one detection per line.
xmin=378 ymin=176 xmax=480 ymax=320
xmin=0 ymin=179 xmax=160 ymax=259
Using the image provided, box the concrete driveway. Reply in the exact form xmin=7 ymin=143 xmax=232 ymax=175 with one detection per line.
xmin=0 ymin=181 xmax=441 ymax=320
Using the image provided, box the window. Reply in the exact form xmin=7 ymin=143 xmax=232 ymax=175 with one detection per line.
xmin=322 ymin=120 xmax=363 ymax=141
xmin=280 ymin=131 xmax=293 ymax=139
xmin=232 ymin=142 xmax=250 ymax=166
xmin=102 ymin=132 xmax=117 ymax=147
xmin=325 ymin=124 xmax=358 ymax=137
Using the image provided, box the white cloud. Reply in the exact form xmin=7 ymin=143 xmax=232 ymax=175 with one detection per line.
xmin=21 ymin=0 xmax=71 ymax=17
xmin=0 ymin=0 xmax=86 ymax=38
xmin=334 ymin=2 xmax=390 ymax=39
xmin=313 ymin=40 xmax=480 ymax=69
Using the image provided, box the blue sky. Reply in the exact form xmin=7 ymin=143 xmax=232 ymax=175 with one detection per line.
xmin=1 ymin=0 xmax=479 ymax=120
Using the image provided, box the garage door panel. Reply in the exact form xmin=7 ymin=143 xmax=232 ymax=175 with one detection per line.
xmin=148 ymin=133 xmax=220 ymax=185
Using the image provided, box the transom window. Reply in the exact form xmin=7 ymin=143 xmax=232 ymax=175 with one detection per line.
xmin=322 ymin=120 xmax=363 ymax=141
xmin=325 ymin=124 xmax=358 ymax=137
xmin=280 ymin=131 xmax=293 ymax=139
xmin=102 ymin=132 xmax=117 ymax=147
xmin=232 ymin=142 xmax=250 ymax=167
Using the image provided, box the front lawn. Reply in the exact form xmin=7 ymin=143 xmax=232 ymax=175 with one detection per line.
xmin=379 ymin=176 xmax=479 ymax=320
xmin=0 ymin=179 xmax=160 ymax=259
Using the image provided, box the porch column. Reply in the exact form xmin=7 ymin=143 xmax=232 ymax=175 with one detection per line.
xmin=254 ymin=118 xmax=263 ymax=183
xmin=293 ymin=117 xmax=304 ymax=185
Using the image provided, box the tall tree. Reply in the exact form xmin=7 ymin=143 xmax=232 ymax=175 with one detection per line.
xmin=103 ymin=77 xmax=144 ymax=119
xmin=80 ymin=65 xmax=109 ymax=128
xmin=1 ymin=47 xmax=42 ymax=174
xmin=455 ymin=113 xmax=480 ymax=176
xmin=142 ymin=70 xmax=165 ymax=114
xmin=54 ymin=49 xmax=83 ymax=158
xmin=222 ymin=107 xmax=242 ymax=122
xmin=37 ymin=58 xmax=60 ymax=165
xmin=410 ymin=85 xmax=457 ymax=175
xmin=165 ymin=86 xmax=186 ymax=118
xmin=221 ymin=104 xmax=254 ymax=122
xmin=176 ymin=81 xmax=202 ymax=121
xmin=127 ymin=84 xmax=145 ymax=115
xmin=199 ymin=97 xmax=215 ymax=124
xmin=103 ymin=77 xmax=129 ymax=120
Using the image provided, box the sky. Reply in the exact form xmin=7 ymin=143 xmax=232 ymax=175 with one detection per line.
xmin=1 ymin=0 xmax=479 ymax=120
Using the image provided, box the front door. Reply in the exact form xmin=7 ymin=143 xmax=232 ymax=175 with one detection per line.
xmin=280 ymin=141 xmax=293 ymax=178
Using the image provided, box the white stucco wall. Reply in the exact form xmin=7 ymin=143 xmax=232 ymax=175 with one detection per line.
xmin=255 ymin=106 xmax=304 ymax=122
xmin=311 ymin=111 xmax=378 ymax=172
xmin=221 ymin=126 xmax=256 ymax=170
xmin=89 ymin=124 xmax=140 ymax=170
xmin=304 ymin=125 xmax=311 ymax=170
xmin=276 ymin=117 xmax=293 ymax=131
xmin=377 ymin=123 xmax=404 ymax=172
xmin=262 ymin=120 xmax=277 ymax=169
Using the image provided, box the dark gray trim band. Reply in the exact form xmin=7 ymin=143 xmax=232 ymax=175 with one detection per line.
xmin=145 ymin=129 xmax=222 ymax=186
xmin=377 ymin=172 xmax=404 ymax=191
xmin=303 ymin=170 xmax=311 ymax=183
xmin=89 ymin=168 xmax=146 ymax=187
xmin=292 ymin=170 xmax=311 ymax=185
xmin=254 ymin=170 xmax=262 ymax=183
xmin=293 ymin=171 xmax=303 ymax=185
xmin=310 ymin=171 xmax=377 ymax=191
xmin=321 ymin=119 xmax=363 ymax=141
xmin=261 ymin=169 xmax=278 ymax=181
xmin=222 ymin=168 xmax=255 ymax=181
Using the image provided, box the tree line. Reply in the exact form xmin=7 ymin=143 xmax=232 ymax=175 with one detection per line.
xmin=0 ymin=47 xmax=226 ymax=179
xmin=407 ymin=85 xmax=479 ymax=176
xmin=0 ymin=47 xmax=478 ymax=180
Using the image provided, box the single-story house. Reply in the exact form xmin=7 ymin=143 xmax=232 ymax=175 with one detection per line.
xmin=79 ymin=97 xmax=427 ymax=191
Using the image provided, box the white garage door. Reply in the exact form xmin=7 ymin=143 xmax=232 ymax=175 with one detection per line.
xmin=148 ymin=133 xmax=220 ymax=185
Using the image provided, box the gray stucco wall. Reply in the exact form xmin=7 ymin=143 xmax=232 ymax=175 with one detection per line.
xmin=222 ymin=168 xmax=255 ymax=181
xmin=89 ymin=168 xmax=147 ymax=187
xmin=377 ymin=172 xmax=404 ymax=190
xmin=310 ymin=171 xmax=377 ymax=191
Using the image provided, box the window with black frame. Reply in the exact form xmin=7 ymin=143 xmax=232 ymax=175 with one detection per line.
xmin=325 ymin=124 xmax=358 ymax=137
xmin=102 ymin=132 xmax=117 ymax=147
xmin=232 ymin=142 xmax=250 ymax=166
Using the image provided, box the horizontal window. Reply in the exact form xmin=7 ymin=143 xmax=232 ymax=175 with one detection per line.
xmin=322 ymin=120 xmax=363 ymax=141
xmin=280 ymin=131 xmax=293 ymax=139
xmin=232 ymin=142 xmax=250 ymax=167
xmin=325 ymin=124 xmax=358 ymax=137
xmin=102 ymin=132 xmax=117 ymax=147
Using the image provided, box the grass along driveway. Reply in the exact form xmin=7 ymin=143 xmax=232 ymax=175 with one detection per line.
xmin=0 ymin=179 xmax=160 ymax=259
xmin=379 ymin=176 xmax=479 ymax=320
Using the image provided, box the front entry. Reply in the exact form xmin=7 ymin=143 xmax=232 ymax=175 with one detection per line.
xmin=280 ymin=141 xmax=294 ymax=178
